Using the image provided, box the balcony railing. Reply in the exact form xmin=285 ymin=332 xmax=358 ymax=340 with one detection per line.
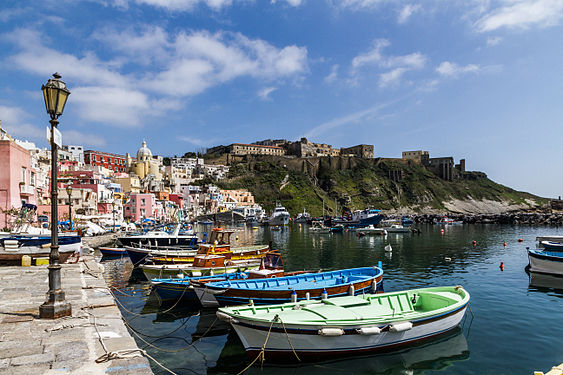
xmin=19 ymin=184 xmax=35 ymax=196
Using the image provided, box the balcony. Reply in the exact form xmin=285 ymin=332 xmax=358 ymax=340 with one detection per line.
xmin=20 ymin=184 xmax=35 ymax=196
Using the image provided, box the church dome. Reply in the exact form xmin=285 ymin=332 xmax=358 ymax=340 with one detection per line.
xmin=137 ymin=140 xmax=152 ymax=161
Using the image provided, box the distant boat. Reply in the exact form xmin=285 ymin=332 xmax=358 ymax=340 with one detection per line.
xmin=528 ymin=249 xmax=563 ymax=276
xmin=437 ymin=217 xmax=463 ymax=225
xmin=309 ymin=220 xmax=331 ymax=234
xmin=216 ymin=285 xmax=470 ymax=361
xmin=383 ymin=224 xmax=410 ymax=233
xmin=294 ymin=209 xmax=311 ymax=224
xmin=401 ymin=216 xmax=414 ymax=226
xmin=356 ymin=225 xmax=387 ymax=235
xmin=330 ymin=224 xmax=345 ymax=233
xmin=350 ymin=209 xmax=384 ymax=226
xmin=541 ymin=241 xmax=563 ymax=252
xmin=118 ymin=224 xmax=198 ymax=247
xmin=267 ymin=204 xmax=290 ymax=226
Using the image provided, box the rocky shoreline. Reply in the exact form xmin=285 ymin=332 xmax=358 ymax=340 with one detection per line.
xmin=405 ymin=212 xmax=563 ymax=226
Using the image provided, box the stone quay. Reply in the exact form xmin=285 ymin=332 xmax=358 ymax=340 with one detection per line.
xmin=0 ymin=255 xmax=153 ymax=375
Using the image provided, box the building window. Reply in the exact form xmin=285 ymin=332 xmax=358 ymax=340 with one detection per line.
xmin=30 ymin=172 xmax=35 ymax=186
xmin=21 ymin=167 xmax=26 ymax=183
xmin=141 ymin=199 xmax=146 ymax=206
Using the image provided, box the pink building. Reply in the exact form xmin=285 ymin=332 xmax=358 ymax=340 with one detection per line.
xmin=169 ymin=194 xmax=185 ymax=209
xmin=124 ymin=193 xmax=157 ymax=222
xmin=0 ymin=139 xmax=37 ymax=229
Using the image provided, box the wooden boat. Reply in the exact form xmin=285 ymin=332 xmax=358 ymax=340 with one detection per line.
xmin=528 ymin=249 xmax=563 ymax=276
xmin=194 ymin=266 xmax=384 ymax=307
xmin=140 ymin=254 xmax=263 ymax=280
xmin=540 ymin=241 xmax=563 ymax=252
xmin=125 ymin=228 xmax=267 ymax=266
xmin=98 ymin=247 xmax=128 ymax=257
xmin=216 ymin=285 xmax=469 ymax=362
xmin=0 ymin=235 xmax=81 ymax=265
xmin=152 ymin=251 xmax=311 ymax=304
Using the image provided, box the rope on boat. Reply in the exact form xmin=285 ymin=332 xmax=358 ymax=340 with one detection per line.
xmin=279 ymin=315 xmax=301 ymax=362
xmin=237 ymin=315 xmax=277 ymax=375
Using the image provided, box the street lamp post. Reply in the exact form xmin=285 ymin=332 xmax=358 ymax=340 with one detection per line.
xmin=39 ymin=73 xmax=72 ymax=319
xmin=66 ymin=185 xmax=73 ymax=231
xmin=112 ymin=200 xmax=116 ymax=233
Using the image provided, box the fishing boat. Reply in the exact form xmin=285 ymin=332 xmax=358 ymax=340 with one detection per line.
xmin=350 ymin=209 xmax=384 ymax=226
xmin=152 ymin=251 xmax=307 ymax=304
xmin=267 ymin=204 xmax=290 ymax=226
xmin=355 ymin=225 xmax=386 ymax=235
xmin=118 ymin=224 xmax=198 ymax=247
xmin=527 ymin=249 xmax=563 ymax=276
xmin=309 ymin=220 xmax=331 ymax=234
xmin=383 ymin=224 xmax=410 ymax=233
xmin=294 ymin=209 xmax=311 ymax=224
xmin=540 ymin=241 xmax=563 ymax=252
xmin=0 ymin=235 xmax=81 ymax=265
xmin=195 ymin=265 xmax=384 ymax=307
xmin=216 ymin=285 xmax=469 ymax=362
xmin=330 ymin=224 xmax=345 ymax=233
xmin=98 ymin=247 xmax=128 ymax=257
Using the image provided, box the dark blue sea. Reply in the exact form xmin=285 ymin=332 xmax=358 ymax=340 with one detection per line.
xmin=100 ymin=224 xmax=563 ymax=374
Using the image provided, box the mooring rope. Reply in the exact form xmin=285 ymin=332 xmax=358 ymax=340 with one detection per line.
xmin=237 ymin=316 xmax=277 ymax=375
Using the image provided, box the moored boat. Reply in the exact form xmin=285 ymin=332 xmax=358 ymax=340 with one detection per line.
xmin=267 ymin=204 xmax=290 ymax=226
xmin=383 ymin=224 xmax=410 ymax=233
xmin=540 ymin=241 xmax=563 ymax=252
xmin=217 ymin=285 xmax=469 ymax=362
xmin=118 ymin=224 xmax=198 ymax=248
xmin=195 ymin=266 xmax=384 ymax=307
xmin=0 ymin=235 xmax=81 ymax=265
xmin=355 ymin=225 xmax=386 ymax=235
xmin=528 ymin=249 xmax=563 ymax=276
xmin=99 ymin=247 xmax=128 ymax=257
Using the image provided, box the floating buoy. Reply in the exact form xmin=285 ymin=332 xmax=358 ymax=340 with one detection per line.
xmin=499 ymin=262 xmax=504 ymax=271
xmin=472 ymin=240 xmax=477 ymax=246
xmin=445 ymin=257 xmax=452 ymax=262
xmin=503 ymin=241 xmax=507 ymax=247
xmin=440 ymin=229 xmax=444 ymax=235
xmin=518 ymin=238 xmax=523 ymax=242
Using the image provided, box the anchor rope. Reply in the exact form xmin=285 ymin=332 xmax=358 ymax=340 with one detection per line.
xmin=237 ymin=316 xmax=277 ymax=375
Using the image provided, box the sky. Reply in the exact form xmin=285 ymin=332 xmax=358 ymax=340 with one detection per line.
xmin=0 ymin=0 xmax=562 ymax=198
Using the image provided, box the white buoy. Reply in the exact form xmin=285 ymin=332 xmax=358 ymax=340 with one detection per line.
xmin=348 ymin=285 xmax=355 ymax=296
xmin=371 ymin=279 xmax=377 ymax=293
xmin=306 ymin=292 xmax=310 ymax=300
xmin=385 ymin=244 xmax=392 ymax=252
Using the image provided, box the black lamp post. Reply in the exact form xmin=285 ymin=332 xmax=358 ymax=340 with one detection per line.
xmin=39 ymin=73 xmax=72 ymax=319
xmin=66 ymin=185 xmax=73 ymax=231
xmin=112 ymin=199 xmax=116 ymax=233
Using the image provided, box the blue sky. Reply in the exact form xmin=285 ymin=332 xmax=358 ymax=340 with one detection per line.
xmin=1 ymin=0 xmax=562 ymax=198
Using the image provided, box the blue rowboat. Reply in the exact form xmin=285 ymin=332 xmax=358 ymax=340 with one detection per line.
xmin=99 ymin=247 xmax=128 ymax=257
xmin=192 ymin=266 xmax=384 ymax=307
xmin=151 ymin=272 xmax=248 ymax=303
xmin=541 ymin=241 xmax=563 ymax=252
xmin=528 ymin=249 xmax=563 ymax=276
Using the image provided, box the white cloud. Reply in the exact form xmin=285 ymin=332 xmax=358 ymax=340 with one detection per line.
xmin=71 ymin=86 xmax=150 ymax=127
xmin=271 ymin=0 xmax=303 ymax=6
xmin=379 ymin=67 xmax=406 ymax=87
xmin=475 ymin=0 xmax=563 ymax=32
xmin=64 ymin=130 xmax=107 ymax=147
xmin=486 ymin=36 xmax=503 ymax=46
xmin=304 ymin=101 xmax=395 ymax=138
xmin=436 ymin=61 xmax=480 ymax=77
xmin=339 ymin=0 xmax=386 ymax=10
xmin=0 ymin=105 xmax=43 ymax=139
xmin=350 ymin=39 xmax=426 ymax=87
xmin=134 ymin=0 xmax=233 ymax=11
xmin=324 ymin=64 xmax=339 ymax=83
xmin=258 ymin=87 xmax=277 ymax=101
xmin=398 ymin=4 xmax=421 ymax=24
xmin=178 ymin=135 xmax=221 ymax=146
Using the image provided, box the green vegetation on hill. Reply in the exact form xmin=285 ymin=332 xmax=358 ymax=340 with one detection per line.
xmin=212 ymin=157 xmax=545 ymax=216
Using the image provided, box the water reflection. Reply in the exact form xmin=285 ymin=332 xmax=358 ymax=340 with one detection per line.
xmin=528 ymin=272 xmax=563 ymax=297
xmin=211 ymin=329 xmax=469 ymax=375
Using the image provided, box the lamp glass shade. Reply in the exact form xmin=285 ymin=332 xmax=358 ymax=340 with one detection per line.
xmin=66 ymin=185 xmax=73 ymax=196
xmin=42 ymin=74 xmax=70 ymax=119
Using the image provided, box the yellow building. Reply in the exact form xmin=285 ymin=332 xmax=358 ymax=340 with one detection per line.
xmin=127 ymin=141 xmax=162 ymax=180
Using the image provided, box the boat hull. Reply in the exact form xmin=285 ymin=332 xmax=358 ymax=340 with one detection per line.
xmin=118 ymin=236 xmax=198 ymax=248
xmin=232 ymin=304 xmax=467 ymax=361
xmin=528 ymin=249 xmax=563 ymax=276
xmin=141 ymin=262 xmax=262 ymax=280
xmin=268 ymin=215 xmax=290 ymax=226
xmin=0 ymin=235 xmax=81 ymax=264
xmin=99 ymin=247 xmax=128 ymax=256
xmin=541 ymin=241 xmax=563 ymax=252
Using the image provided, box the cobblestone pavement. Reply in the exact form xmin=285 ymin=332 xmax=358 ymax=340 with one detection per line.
xmin=0 ymin=255 xmax=153 ymax=374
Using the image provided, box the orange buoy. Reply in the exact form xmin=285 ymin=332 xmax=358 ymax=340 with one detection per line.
xmin=499 ymin=262 xmax=504 ymax=271
xmin=503 ymin=241 xmax=507 ymax=247
xmin=518 ymin=238 xmax=523 ymax=242
xmin=472 ymin=240 xmax=477 ymax=246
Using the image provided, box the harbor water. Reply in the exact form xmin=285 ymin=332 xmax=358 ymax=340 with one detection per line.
xmin=100 ymin=224 xmax=563 ymax=374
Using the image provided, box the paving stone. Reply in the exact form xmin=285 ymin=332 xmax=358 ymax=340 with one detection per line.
xmin=0 ymin=342 xmax=43 ymax=360
xmin=0 ymin=364 xmax=51 ymax=375
xmin=10 ymin=352 xmax=54 ymax=366
xmin=0 ymin=359 xmax=9 ymax=369
xmin=1 ymin=314 xmax=34 ymax=324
